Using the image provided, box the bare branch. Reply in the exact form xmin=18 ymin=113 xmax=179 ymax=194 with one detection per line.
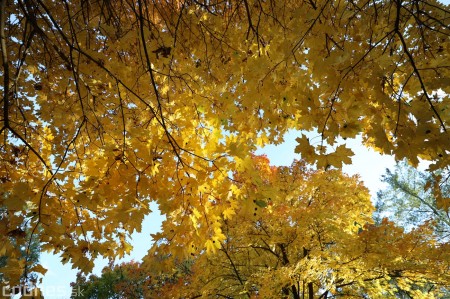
xmin=1 ymin=0 xmax=10 ymax=130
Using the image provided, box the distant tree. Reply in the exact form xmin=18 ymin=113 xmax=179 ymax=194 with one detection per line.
xmin=70 ymin=261 xmax=147 ymax=299
xmin=70 ymin=260 xmax=192 ymax=299
xmin=374 ymin=160 xmax=450 ymax=239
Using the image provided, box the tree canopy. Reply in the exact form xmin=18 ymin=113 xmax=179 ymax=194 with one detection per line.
xmin=71 ymin=157 xmax=450 ymax=298
xmin=0 ymin=0 xmax=449 ymax=296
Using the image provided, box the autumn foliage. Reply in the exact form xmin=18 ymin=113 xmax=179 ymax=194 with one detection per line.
xmin=0 ymin=0 xmax=449 ymax=297
xmin=72 ymin=157 xmax=450 ymax=298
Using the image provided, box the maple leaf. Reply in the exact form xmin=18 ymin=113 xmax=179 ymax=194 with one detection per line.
xmin=327 ymin=144 xmax=355 ymax=168
xmin=205 ymin=239 xmax=219 ymax=255
xmin=223 ymin=207 xmax=236 ymax=220
xmin=295 ymin=134 xmax=317 ymax=164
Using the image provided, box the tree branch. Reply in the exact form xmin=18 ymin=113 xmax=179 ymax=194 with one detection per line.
xmin=220 ymin=243 xmax=250 ymax=298
xmin=394 ymin=0 xmax=447 ymax=133
xmin=1 ymin=0 xmax=10 ymax=131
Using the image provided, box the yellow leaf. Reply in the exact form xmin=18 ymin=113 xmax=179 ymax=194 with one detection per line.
xmin=30 ymin=264 xmax=48 ymax=275
xmin=205 ymin=239 xmax=218 ymax=254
